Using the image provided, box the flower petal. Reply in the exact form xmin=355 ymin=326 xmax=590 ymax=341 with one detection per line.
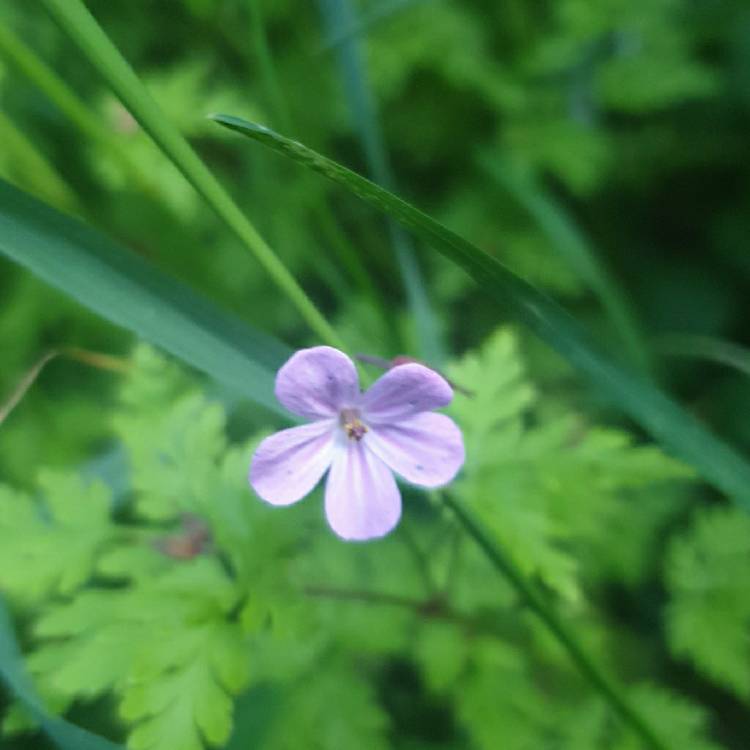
xmin=361 ymin=363 xmax=453 ymax=423
xmin=250 ymin=420 xmax=335 ymax=506
xmin=275 ymin=346 xmax=360 ymax=419
xmin=324 ymin=441 xmax=401 ymax=541
xmin=365 ymin=412 xmax=465 ymax=487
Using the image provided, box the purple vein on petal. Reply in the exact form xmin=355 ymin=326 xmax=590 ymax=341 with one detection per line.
xmin=361 ymin=363 xmax=453 ymax=423
xmin=275 ymin=346 xmax=360 ymax=419
xmin=250 ymin=419 xmax=336 ymax=506
xmin=365 ymin=412 xmax=465 ymax=487
xmin=325 ymin=440 xmax=401 ymax=541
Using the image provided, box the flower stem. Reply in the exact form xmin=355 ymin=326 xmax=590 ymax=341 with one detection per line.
xmin=0 ymin=351 xmax=59 ymax=426
xmin=0 ymin=109 xmax=80 ymax=214
xmin=302 ymin=584 xmax=525 ymax=642
xmin=304 ymin=585 xmax=437 ymax=612
xmin=0 ymin=348 xmax=129 ymax=426
xmin=441 ymin=492 xmax=670 ymax=750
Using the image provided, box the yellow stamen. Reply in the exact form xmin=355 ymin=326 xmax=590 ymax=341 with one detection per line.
xmin=340 ymin=408 xmax=367 ymax=441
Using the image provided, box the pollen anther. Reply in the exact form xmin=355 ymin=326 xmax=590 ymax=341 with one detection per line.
xmin=340 ymin=408 xmax=367 ymax=441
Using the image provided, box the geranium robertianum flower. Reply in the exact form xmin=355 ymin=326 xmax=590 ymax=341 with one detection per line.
xmin=250 ymin=346 xmax=465 ymax=541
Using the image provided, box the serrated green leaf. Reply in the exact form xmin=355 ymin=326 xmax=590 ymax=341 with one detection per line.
xmin=447 ymin=328 xmax=691 ymax=600
xmin=413 ymin=622 xmax=467 ymax=693
xmin=615 ymin=684 xmax=723 ymax=750
xmin=445 ymin=332 xmax=581 ymax=600
xmin=123 ymin=622 xmax=245 ymax=750
xmin=559 ymin=683 xmax=724 ymax=750
xmin=262 ymin=663 xmax=390 ymax=750
xmin=0 ymin=473 xmax=116 ymax=603
xmin=665 ymin=507 xmax=750 ymax=700
xmin=96 ymin=545 xmax=166 ymax=582
xmin=115 ymin=393 xmax=227 ymax=520
xmin=29 ymin=619 xmax=139 ymax=700
xmin=0 ymin=596 xmax=123 ymax=750
xmin=26 ymin=558 xmax=248 ymax=750
xmin=118 ymin=344 xmax=194 ymax=412
xmin=456 ymin=640 xmax=542 ymax=750
xmin=446 ymin=328 xmax=535 ymax=477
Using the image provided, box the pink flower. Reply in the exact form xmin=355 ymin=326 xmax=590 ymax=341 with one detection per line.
xmin=249 ymin=346 xmax=465 ymax=541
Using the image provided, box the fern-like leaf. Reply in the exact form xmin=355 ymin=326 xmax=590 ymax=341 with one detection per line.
xmin=0 ymin=471 xmax=116 ymax=604
xmin=666 ymin=507 xmax=750 ymax=701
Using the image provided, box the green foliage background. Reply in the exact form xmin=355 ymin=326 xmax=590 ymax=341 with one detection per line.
xmin=0 ymin=0 xmax=749 ymax=748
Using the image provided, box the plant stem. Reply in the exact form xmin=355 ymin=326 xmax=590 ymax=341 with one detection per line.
xmin=40 ymin=0 xmax=344 ymax=351
xmin=302 ymin=585 xmax=525 ymax=642
xmin=0 ymin=23 xmax=153 ymax=199
xmin=303 ymin=585 xmax=470 ymax=629
xmin=441 ymin=492 xmax=669 ymax=750
xmin=304 ymin=585 xmax=438 ymax=612
xmin=0 ymin=23 xmax=105 ymax=145
xmin=319 ymin=0 xmax=431 ymax=51
xmin=0 ymin=351 xmax=59 ymax=426
xmin=0 ymin=109 xmax=80 ymax=213
xmin=0 ymin=348 xmax=128 ymax=426
xmin=441 ymin=523 xmax=464 ymax=597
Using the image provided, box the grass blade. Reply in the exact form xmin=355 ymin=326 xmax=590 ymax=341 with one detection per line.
xmin=0 ymin=22 xmax=110 ymax=149
xmin=0 ymin=179 xmax=291 ymax=417
xmin=482 ymin=155 xmax=650 ymax=373
xmin=655 ymin=333 xmax=750 ymax=378
xmin=0 ymin=22 xmax=176 ymax=206
xmin=210 ymin=115 xmax=750 ymax=508
xmin=320 ymin=0 xmax=435 ymax=51
xmin=0 ymin=109 xmax=80 ymax=213
xmin=39 ymin=0 xmax=343 ymax=350
xmin=319 ymin=0 xmax=445 ymax=364
xmin=0 ymin=596 xmax=123 ymax=750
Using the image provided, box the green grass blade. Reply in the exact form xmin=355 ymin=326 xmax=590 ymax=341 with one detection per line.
xmin=319 ymin=0 xmax=445 ymax=364
xmin=0 ymin=179 xmax=291 ymax=417
xmin=0 ymin=22 xmax=176 ymax=206
xmin=39 ymin=0 xmax=343 ymax=351
xmin=0 ymin=22 xmax=110 ymax=148
xmin=655 ymin=333 xmax=750 ymax=378
xmin=0 ymin=596 xmax=123 ymax=750
xmin=248 ymin=0 xmax=294 ymax=135
xmin=481 ymin=155 xmax=650 ymax=373
xmin=210 ymin=115 xmax=750 ymax=508
xmin=320 ymin=0 xmax=434 ymax=51
xmin=0 ymin=109 xmax=80 ymax=213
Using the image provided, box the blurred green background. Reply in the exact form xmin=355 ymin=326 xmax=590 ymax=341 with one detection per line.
xmin=1 ymin=1 xmax=749 ymax=749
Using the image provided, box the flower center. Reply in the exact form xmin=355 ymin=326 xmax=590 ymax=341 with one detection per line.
xmin=340 ymin=408 xmax=367 ymax=441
